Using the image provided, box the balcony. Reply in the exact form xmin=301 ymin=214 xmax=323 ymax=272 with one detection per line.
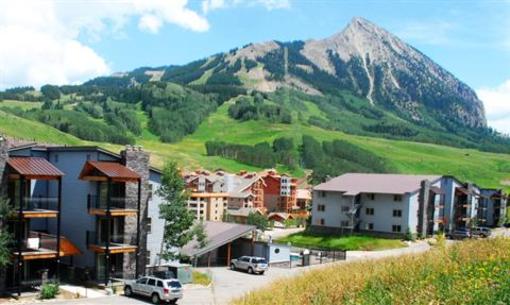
xmin=87 ymin=195 xmax=137 ymax=217
xmin=13 ymin=197 xmax=59 ymax=218
xmin=86 ymin=231 xmax=137 ymax=254
xmin=12 ymin=231 xmax=80 ymax=261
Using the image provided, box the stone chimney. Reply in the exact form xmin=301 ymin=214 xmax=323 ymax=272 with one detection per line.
xmin=121 ymin=145 xmax=150 ymax=277
xmin=417 ymin=179 xmax=431 ymax=238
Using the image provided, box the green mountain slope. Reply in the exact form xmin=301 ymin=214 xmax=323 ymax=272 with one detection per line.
xmin=2 ymin=99 xmax=507 ymax=190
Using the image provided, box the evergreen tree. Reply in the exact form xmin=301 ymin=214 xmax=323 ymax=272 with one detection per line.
xmin=0 ymin=197 xmax=13 ymax=269
xmin=247 ymin=212 xmax=269 ymax=231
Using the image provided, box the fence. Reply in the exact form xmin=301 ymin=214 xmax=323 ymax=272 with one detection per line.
xmin=289 ymin=247 xmax=346 ymax=268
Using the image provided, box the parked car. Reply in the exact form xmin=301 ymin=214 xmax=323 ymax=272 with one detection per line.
xmin=230 ymin=256 xmax=268 ymax=275
xmin=124 ymin=276 xmax=183 ymax=304
xmin=471 ymin=227 xmax=492 ymax=238
xmin=448 ymin=228 xmax=471 ymax=240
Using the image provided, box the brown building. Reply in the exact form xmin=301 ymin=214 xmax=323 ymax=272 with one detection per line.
xmin=261 ymin=170 xmax=297 ymax=213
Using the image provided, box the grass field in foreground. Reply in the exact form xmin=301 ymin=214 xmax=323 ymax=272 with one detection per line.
xmin=276 ymin=232 xmax=406 ymax=251
xmin=232 ymin=238 xmax=510 ymax=305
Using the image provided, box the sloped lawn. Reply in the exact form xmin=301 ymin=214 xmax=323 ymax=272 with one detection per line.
xmin=233 ymin=238 xmax=510 ymax=305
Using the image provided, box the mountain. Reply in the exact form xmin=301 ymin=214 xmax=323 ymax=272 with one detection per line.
xmin=0 ymin=17 xmax=509 ymax=189
xmin=150 ymin=17 xmax=484 ymax=130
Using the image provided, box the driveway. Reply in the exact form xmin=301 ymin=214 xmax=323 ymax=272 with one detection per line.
xmin=16 ymin=241 xmax=432 ymax=305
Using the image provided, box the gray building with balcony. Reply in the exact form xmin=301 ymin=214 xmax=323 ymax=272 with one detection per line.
xmin=0 ymin=138 xmax=164 ymax=293
xmin=310 ymin=173 xmax=505 ymax=238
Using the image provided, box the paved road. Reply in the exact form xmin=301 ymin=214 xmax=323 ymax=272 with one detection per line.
xmin=15 ymin=241 xmax=434 ymax=305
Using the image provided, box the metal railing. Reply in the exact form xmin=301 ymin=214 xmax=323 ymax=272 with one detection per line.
xmin=86 ymin=231 xmax=134 ymax=247
xmin=12 ymin=196 xmax=58 ymax=211
xmin=19 ymin=231 xmax=59 ymax=252
xmin=87 ymin=195 xmax=131 ymax=210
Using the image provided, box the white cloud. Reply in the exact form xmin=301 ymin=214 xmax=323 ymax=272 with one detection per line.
xmin=477 ymin=80 xmax=510 ymax=135
xmin=0 ymin=0 xmax=210 ymax=89
xmin=138 ymin=14 xmax=164 ymax=33
xmin=202 ymin=0 xmax=290 ymax=14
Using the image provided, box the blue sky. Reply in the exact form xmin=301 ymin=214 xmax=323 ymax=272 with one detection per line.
xmin=1 ymin=0 xmax=509 ymax=132
xmin=88 ymin=0 xmax=510 ymax=89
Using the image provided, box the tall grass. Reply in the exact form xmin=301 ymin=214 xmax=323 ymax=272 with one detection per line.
xmin=232 ymin=238 xmax=510 ymax=305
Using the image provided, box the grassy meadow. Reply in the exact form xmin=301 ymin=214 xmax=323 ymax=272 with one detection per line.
xmin=276 ymin=232 xmax=406 ymax=251
xmin=232 ymin=238 xmax=510 ymax=305
xmin=0 ymin=99 xmax=509 ymax=191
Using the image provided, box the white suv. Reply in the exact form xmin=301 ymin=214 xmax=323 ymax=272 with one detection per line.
xmin=124 ymin=276 xmax=183 ymax=304
xmin=230 ymin=256 xmax=268 ymax=275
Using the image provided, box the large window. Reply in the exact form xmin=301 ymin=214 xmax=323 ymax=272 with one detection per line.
xmin=317 ymin=204 xmax=326 ymax=212
xmin=341 ymin=220 xmax=350 ymax=227
xmin=393 ymin=209 xmax=402 ymax=217
xmin=394 ymin=195 xmax=403 ymax=202
xmin=392 ymin=225 xmax=402 ymax=233
xmin=366 ymin=208 xmax=374 ymax=215
xmin=367 ymin=193 xmax=375 ymax=200
xmin=319 ymin=218 xmax=325 ymax=225
xmin=366 ymin=223 xmax=374 ymax=230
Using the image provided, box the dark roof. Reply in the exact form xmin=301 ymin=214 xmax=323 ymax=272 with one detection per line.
xmin=7 ymin=157 xmax=64 ymax=179
xmin=79 ymin=161 xmax=140 ymax=182
xmin=181 ymin=222 xmax=255 ymax=257
xmin=8 ymin=144 xmax=163 ymax=177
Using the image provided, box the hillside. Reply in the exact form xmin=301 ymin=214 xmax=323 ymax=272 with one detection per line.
xmin=1 ymin=98 xmax=509 ymax=191
xmin=231 ymin=238 xmax=510 ymax=305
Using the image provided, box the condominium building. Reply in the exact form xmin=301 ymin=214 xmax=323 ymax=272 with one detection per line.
xmin=0 ymin=139 xmax=165 ymax=292
xmin=261 ymin=170 xmax=297 ymax=213
xmin=183 ymin=170 xmax=265 ymax=221
xmin=310 ymin=173 xmax=506 ymax=237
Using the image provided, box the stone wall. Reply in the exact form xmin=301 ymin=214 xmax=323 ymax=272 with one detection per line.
xmin=121 ymin=145 xmax=150 ymax=277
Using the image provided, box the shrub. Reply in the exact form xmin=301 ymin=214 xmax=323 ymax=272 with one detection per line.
xmin=404 ymin=228 xmax=416 ymax=241
xmin=40 ymin=282 xmax=59 ymax=300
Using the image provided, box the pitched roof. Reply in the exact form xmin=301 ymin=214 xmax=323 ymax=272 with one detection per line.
xmin=79 ymin=161 xmax=140 ymax=182
xmin=181 ymin=221 xmax=255 ymax=257
xmin=7 ymin=157 xmax=64 ymax=179
xmin=314 ymin=173 xmax=442 ymax=195
xmin=227 ymin=207 xmax=263 ymax=217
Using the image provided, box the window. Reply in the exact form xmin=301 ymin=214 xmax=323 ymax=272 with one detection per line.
xmin=320 ymin=191 xmax=326 ymax=198
xmin=393 ymin=209 xmax=402 ymax=217
xmin=147 ymin=279 xmax=156 ymax=286
xmin=341 ymin=206 xmax=350 ymax=212
xmin=53 ymin=154 xmax=59 ymax=163
xmin=146 ymin=218 xmax=152 ymax=234
xmin=319 ymin=218 xmax=325 ymax=225
xmin=157 ymin=281 xmax=164 ymax=288
xmin=394 ymin=195 xmax=402 ymax=202
xmin=317 ymin=204 xmax=325 ymax=212
xmin=341 ymin=220 xmax=350 ymax=227
xmin=392 ymin=225 xmax=402 ymax=233
xmin=368 ymin=193 xmax=375 ymax=200
xmin=367 ymin=223 xmax=374 ymax=230
xmin=366 ymin=208 xmax=374 ymax=215
xmin=136 ymin=278 xmax=147 ymax=284
xmin=146 ymin=251 xmax=151 ymax=266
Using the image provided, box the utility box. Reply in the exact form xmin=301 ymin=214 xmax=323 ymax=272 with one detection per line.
xmin=167 ymin=263 xmax=193 ymax=284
